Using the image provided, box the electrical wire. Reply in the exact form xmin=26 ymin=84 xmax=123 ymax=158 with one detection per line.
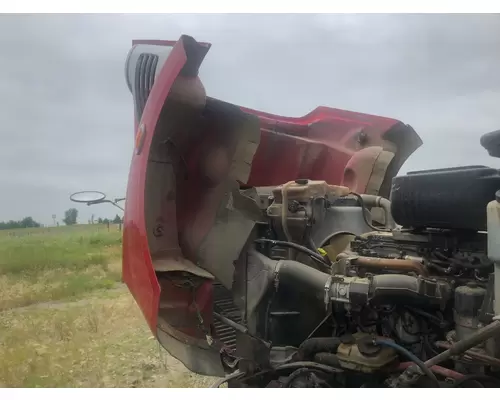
xmin=306 ymin=312 xmax=332 ymax=339
xmin=210 ymin=370 xmax=245 ymax=388
xmin=307 ymin=234 xmax=320 ymax=255
xmin=319 ymin=230 xmax=359 ymax=247
xmin=302 ymin=202 xmax=321 ymax=255
xmin=404 ymin=306 xmax=447 ymax=329
xmin=254 ymin=238 xmax=330 ymax=268
xmin=434 ymin=251 xmax=493 ymax=270
xmin=263 ymin=290 xmax=276 ymax=341
xmin=373 ymin=339 xmax=440 ymax=387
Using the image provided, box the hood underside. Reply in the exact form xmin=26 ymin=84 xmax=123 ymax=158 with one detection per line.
xmin=122 ymin=34 xmax=423 ymax=377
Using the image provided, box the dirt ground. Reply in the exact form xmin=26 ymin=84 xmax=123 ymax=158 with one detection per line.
xmin=0 ymin=226 xmax=220 ymax=388
xmin=0 ymin=284 xmax=218 ymax=388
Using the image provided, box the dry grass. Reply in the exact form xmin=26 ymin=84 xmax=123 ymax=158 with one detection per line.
xmin=0 ymin=263 xmax=122 ymax=311
xmin=0 ymin=224 xmax=217 ymax=388
xmin=0 ymin=225 xmax=122 ymax=310
xmin=0 ymin=289 xmax=216 ymax=388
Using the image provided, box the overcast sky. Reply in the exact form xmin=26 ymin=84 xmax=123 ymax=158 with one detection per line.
xmin=0 ymin=13 xmax=499 ymax=225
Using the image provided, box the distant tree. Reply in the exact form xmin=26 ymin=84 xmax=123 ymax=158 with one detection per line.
xmin=0 ymin=221 xmax=15 ymax=230
xmin=103 ymin=218 xmax=110 ymax=225
xmin=63 ymin=208 xmax=78 ymax=226
xmin=20 ymin=216 xmax=40 ymax=228
xmin=97 ymin=217 xmax=103 ymax=224
xmin=112 ymin=214 xmax=122 ymax=224
xmin=0 ymin=216 xmax=41 ymax=230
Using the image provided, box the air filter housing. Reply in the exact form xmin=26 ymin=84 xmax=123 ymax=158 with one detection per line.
xmin=390 ymin=166 xmax=500 ymax=231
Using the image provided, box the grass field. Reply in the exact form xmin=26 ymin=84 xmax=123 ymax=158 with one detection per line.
xmin=0 ymin=224 xmax=215 ymax=388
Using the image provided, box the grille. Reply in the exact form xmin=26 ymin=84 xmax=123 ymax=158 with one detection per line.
xmin=134 ymin=52 xmax=159 ymax=120
xmin=213 ymin=282 xmax=242 ymax=352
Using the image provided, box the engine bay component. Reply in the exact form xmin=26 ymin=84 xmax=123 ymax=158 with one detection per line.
xmin=326 ymin=273 xmax=450 ymax=308
xmin=394 ymin=319 xmax=500 ymax=388
xmin=435 ymin=341 xmax=500 ymax=369
xmin=338 ymin=254 xmax=429 ymax=276
xmin=391 ymin=166 xmax=500 ymax=231
xmin=487 ymin=192 xmax=500 ymax=314
xmin=266 ymin=180 xmax=369 ymax=248
xmin=355 ymin=193 xmax=395 ymax=230
xmin=454 ymin=283 xmax=486 ymax=341
xmin=120 ymin=35 xmax=500 ymax=388
xmin=334 ymin=333 xmax=398 ymax=373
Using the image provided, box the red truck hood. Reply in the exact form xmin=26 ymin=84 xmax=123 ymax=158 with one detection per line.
xmin=122 ymin=35 xmax=423 ymax=376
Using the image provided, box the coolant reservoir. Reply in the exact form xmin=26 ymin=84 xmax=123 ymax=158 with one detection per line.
xmin=487 ymin=191 xmax=500 ymax=314
xmin=335 ymin=333 xmax=398 ymax=373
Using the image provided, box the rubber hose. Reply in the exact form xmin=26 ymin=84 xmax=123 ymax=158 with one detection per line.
xmin=360 ymin=194 xmax=396 ymax=229
xmin=274 ymin=259 xmax=331 ymax=298
xmin=369 ymin=274 xmax=448 ymax=307
xmin=210 ymin=370 xmax=245 ymax=388
xmin=281 ymin=368 xmax=314 ymax=388
xmin=374 ymin=339 xmax=440 ymax=387
xmin=295 ymin=337 xmax=342 ymax=360
xmin=259 ymin=254 xmax=447 ymax=309
xmin=314 ymin=352 xmax=342 ymax=368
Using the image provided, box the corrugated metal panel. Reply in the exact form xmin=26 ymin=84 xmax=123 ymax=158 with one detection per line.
xmin=134 ymin=52 xmax=159 ymax=120
xmin=213 ymin=282 xmax=241 ymax=352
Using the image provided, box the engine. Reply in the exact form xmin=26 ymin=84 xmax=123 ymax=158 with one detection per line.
xmin=121 ymin=36 xmax=500 ymax=388
xmin=211 ymin=159 xmax=500 ymax=388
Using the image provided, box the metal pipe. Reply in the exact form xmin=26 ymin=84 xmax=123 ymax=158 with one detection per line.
xmin=213 ymin=311 xmax=271 ymax=346
xmin=360 ymin=194 xmax=396 ymax=229
xmin=257 ymin=253 xmax=447 ymax=311
xmin=213 ymin=312 xmax=249 ymax=335
xmin=434 ymin=341 xmax=500 ymax=368
xmin=339 ymin=254 xmax=429 ymax=276
xmin=425 ymin=320 xmax=500 ymax=368
xmin=397 ymin=362 xmax=464 ymax=381
xmin=210 ymin=370 xmax=245 ymax=388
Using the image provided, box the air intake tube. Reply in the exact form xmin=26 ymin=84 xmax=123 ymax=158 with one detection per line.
xmin=259 ymin=252 xmax=450 ymax=309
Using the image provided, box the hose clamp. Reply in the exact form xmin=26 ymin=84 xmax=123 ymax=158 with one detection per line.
xmin=274 ymin=261 xmax=282 ymax=291
xmin=324 ymin=276 xmax=332 ymax=310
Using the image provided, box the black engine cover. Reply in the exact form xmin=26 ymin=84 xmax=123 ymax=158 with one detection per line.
xmin=390 ymin=166 xmax=500 ymax=231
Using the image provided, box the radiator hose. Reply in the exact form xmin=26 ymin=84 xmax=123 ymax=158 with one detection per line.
xmin=266 ymin=256 xmax=450 ymax=308
xmin=294 ymin=337 xmax=342 ymax=361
